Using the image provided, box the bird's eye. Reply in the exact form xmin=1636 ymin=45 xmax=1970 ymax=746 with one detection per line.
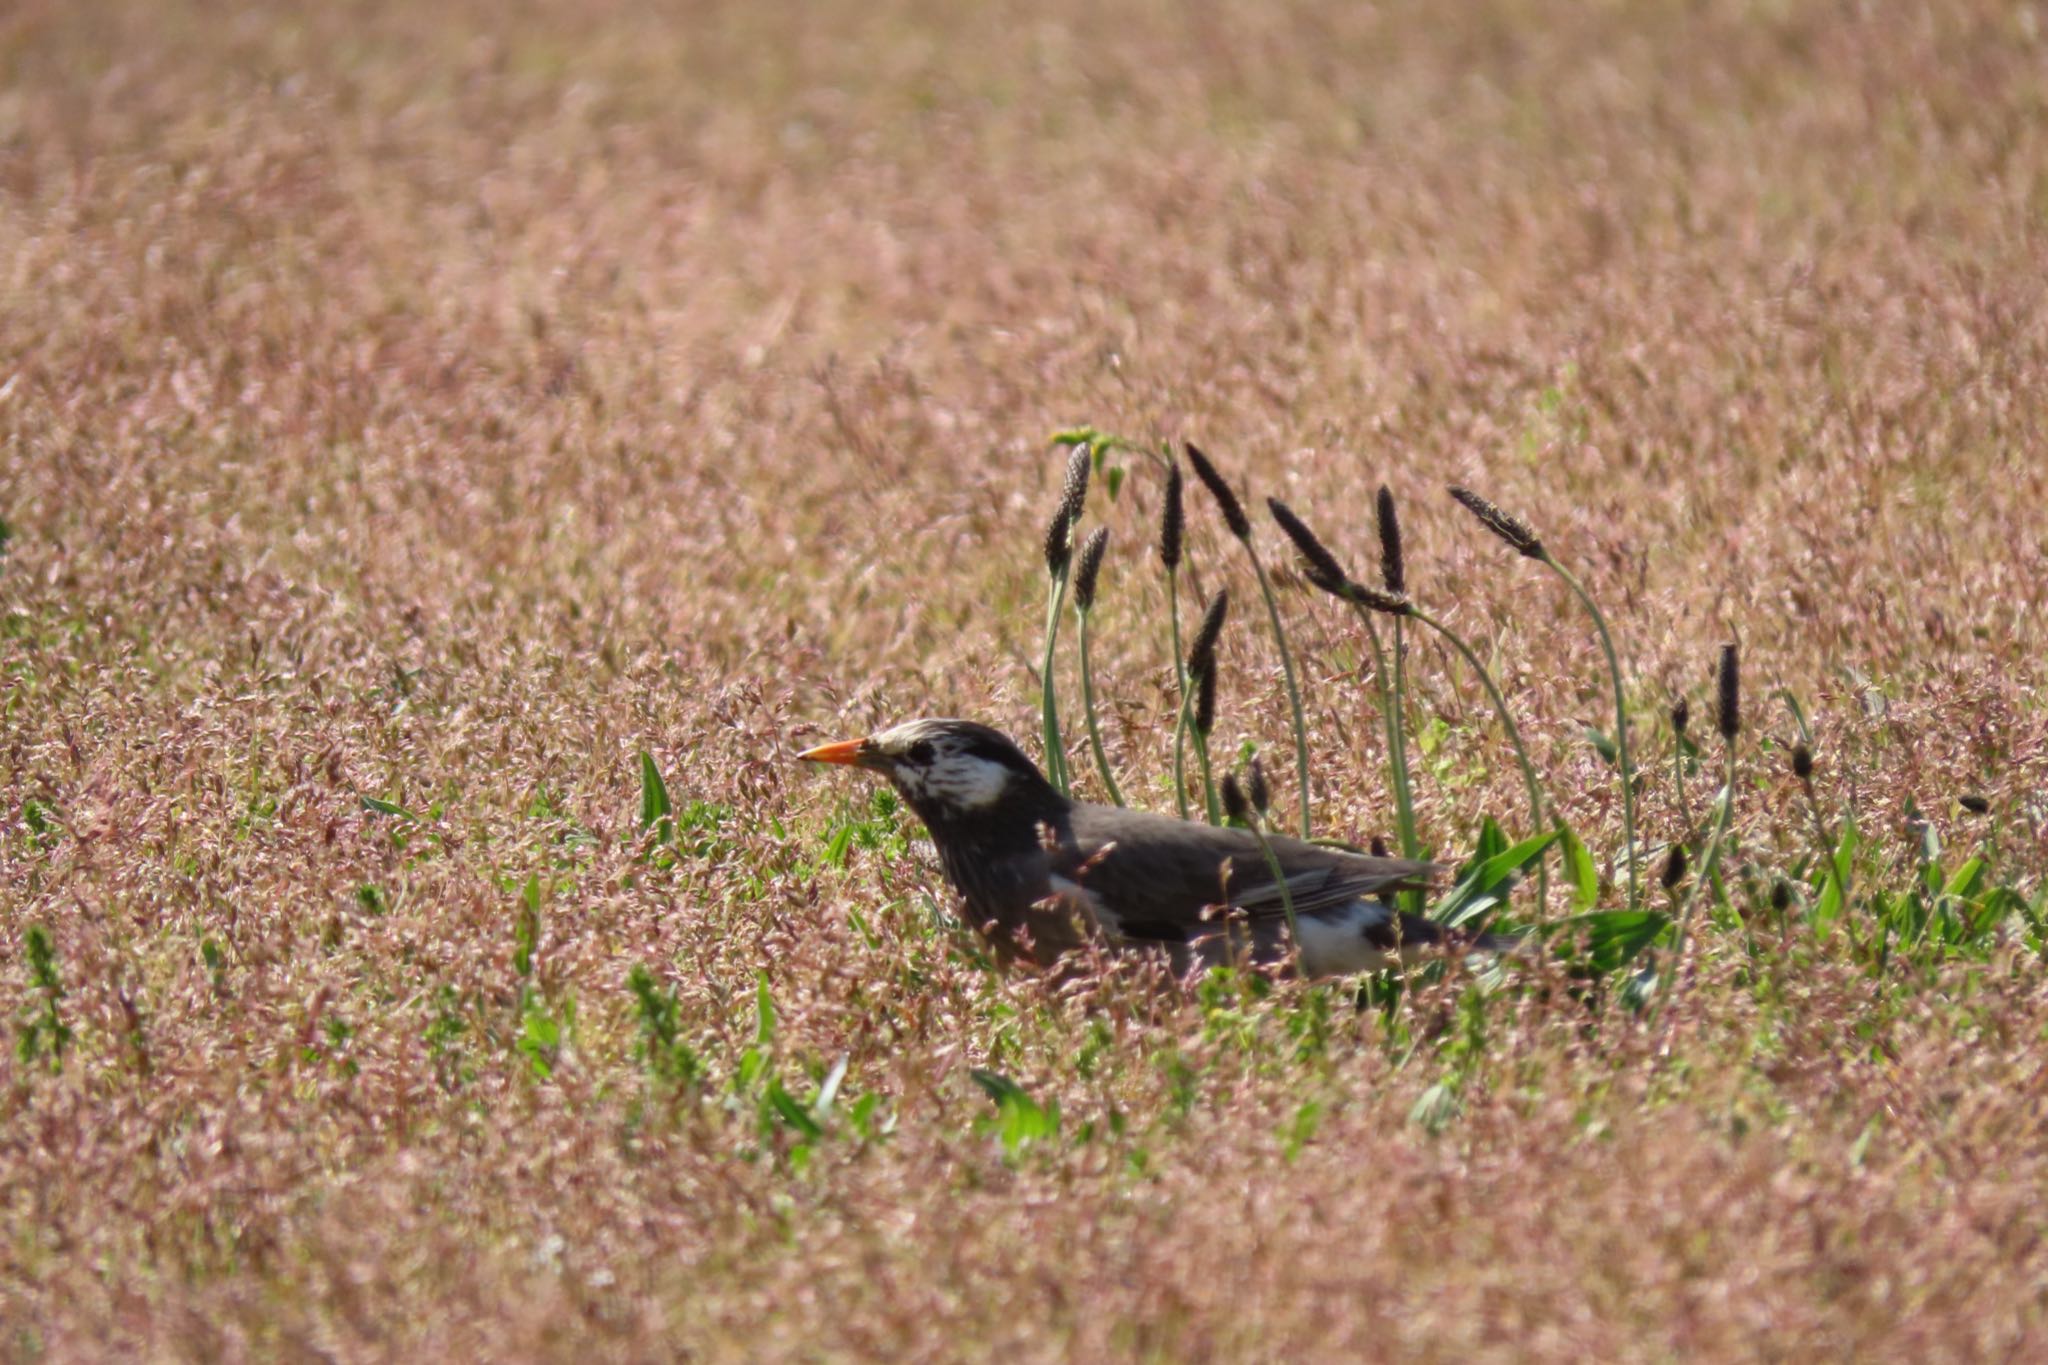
xmin=906 ymin=740 xmax=935 ymax=765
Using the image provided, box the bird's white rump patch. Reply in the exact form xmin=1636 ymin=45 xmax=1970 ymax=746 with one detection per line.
xmin=1294 ymin=901 xmax=1395 ymax=976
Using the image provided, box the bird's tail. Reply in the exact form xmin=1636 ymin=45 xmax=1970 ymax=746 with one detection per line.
xmin=1396 ymin=910 xmax=1527 ymax=956
xmin=1468 ymin=928 xmax=1528 ymax=955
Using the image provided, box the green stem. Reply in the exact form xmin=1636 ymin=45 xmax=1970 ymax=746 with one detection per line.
xmin=1244 ymin=542 xmax=1312 ymax=839
xmin=1246 ymin=820 xmax=1303 ymax=969
xmin=1544 ymin=555 xmax=1640 ymax=912
xmin=1074 ymin=607 xmax=1125 ymax=806
xmin=1673 ymin=732 xmax=1696 ymax=839
xmin=1412 ymin=606 xmax=1551 ymax=917
xmin=1040 ymin=570 xmax=1072 ymax=796
xmin=1659 ymin=741 xmax=1736 ymax=1022
xmin=1802 ymin=779 xmax=1859 ymax=958
xmin=1166 ymin=568 xmax=1190 ymax=820
xmin=1345 ymin=606 xmax=1414 ymax=865
xmin=1388 ymin=617 xmax=1420 ymax=860
xmin=1191 ymin=723 xmax=1221 ymax=825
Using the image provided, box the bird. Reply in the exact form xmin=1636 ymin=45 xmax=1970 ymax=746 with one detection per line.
xmin=798 ymin=718 xmax=1512 ymax=978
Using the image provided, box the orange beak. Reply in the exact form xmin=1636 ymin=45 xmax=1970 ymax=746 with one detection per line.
xmin=797 ymin=737 xmax=878 ymax=768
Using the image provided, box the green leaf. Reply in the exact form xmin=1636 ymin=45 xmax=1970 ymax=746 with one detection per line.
xmin=513 ymin=877 xmax=540 ymax=978
xmin=1434 ymin=829 xmax=1560 ymax=930
xmin=1966 ymin=885 xmax=2027 ymax=939
xmin=21 ymin=798 xmax=54 ymax=839
xmin=1104 ymin=465 xmax=1125 ymax=501
xmin=638 ymin=750 xmax=673 ymax=831
xmin=1471 ymin=816 xmax=1509 ymax=868
xmin=1812 ymin=816 xmax=1859 ymax=936
xmin=1917 ymin=820 xmax=1944 ymax=891
xmin=1558 ymin=823 xmax=1600 ymax=911
xmin=849 ymin=1092 xmax=883 ymax=1140
xmin=822 ymin=822 xmax=855 ymax=869
xmin=360 ymin=795 xmax=420 ymax=820
xmin=1584 ymin=726 xmax=1619 ymax=767
xmin=969 ymin=1068 xmax=1029 ymax=1106
xmin=1941 ymin=857 xmax=1985 ymax=902
xmin=969 ymin=1068 xmax=1060 ymax=1155
xmin=766 ymin=1077 xmax=825 ymax=1140
xmin=517 ymin=999 xmax=567 ymax=1080
xmin=1409 ymin=1081 xmax=1459 ymax=1133
xmin=1550 ymin=909 xmax=1668 ymax=974
xmin=1814 ymin=868 xmax=1844 ymax=936
xmin=1778 ymin=689 xmax=1812 ymax=744
xmin=1847 ymin=1114 xmax=1880 ymax=1168
xmin=754 ymin=972 xmax=776 ymax=1048
xmin=1282 ymin=1099 xmax=1323 ymax=1160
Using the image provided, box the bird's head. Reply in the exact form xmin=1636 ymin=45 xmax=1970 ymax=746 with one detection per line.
xmin=798 ymin=719 xmax=1059 ymax=823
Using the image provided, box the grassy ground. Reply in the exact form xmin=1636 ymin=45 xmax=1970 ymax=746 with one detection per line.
xmin=4 ymin=0 xmax=2048 ymax=1357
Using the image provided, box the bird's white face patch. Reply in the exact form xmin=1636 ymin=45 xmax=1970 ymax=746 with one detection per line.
xmin=876 ymin=720 xmax=1016 ymax=811
xmin=898 ymin=752 xmax=1012 ymax=809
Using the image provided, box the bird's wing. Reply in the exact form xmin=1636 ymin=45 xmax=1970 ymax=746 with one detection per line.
xmin=1051 ymin=805 xmax=1438 ymax=943
xmin=1229 ymin=857 xmax=1437 ymax=919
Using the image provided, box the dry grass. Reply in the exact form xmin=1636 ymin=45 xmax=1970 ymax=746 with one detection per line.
xmin=5 ymin=0 xmax=2048 ymax=1357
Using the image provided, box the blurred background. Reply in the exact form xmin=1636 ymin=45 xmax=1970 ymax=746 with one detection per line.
xmin=4 ymin=1 xmax=2046 ymax=1356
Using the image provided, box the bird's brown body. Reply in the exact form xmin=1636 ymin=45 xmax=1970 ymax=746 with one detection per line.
xmin=800 ymin=719 xmax=1496 ymax=977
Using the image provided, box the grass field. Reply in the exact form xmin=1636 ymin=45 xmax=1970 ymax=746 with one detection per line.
xmin=5 ymin=0 xmax=2048 ymax=1357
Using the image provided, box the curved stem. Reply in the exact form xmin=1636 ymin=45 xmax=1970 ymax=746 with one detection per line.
xmin=1672 ymin=732 xmax=1697 ymax=839
xmin=1659 ymin=741 xmax=1736 ymax=1023
xmin=1245 ymin=542 xmax=1312 ymax=838
xmin=1191 ymin=723 xmax=1221 ymax=825
xmin=1543 ymin=555 xmax=1640 ymax=912
xmin=1166 ymin=568 xmax=1190 ymax=820
xmin=1246 ymin=820 xmax=1303 ymax=970
xmin=1388 ymin=618 xmax=1420 ymax=860
xmin=1346 ymin=606 xmax=1414 ymax=860
xmin=1075 ymin=608 xmax=1125 ymax=806
xmin=1040 ymin=570 xmax=1072 ymax=795
xmin=1412 ymin=606 xmax=1551 ymax=917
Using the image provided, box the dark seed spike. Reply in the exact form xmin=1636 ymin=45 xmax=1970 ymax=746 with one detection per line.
xmin=1267 ymin=498 xmax=1350 ymax=588
xmin=1058 ymin=442 xmax=1091 ymax=526
xmin=1042 ymin=503 xmax=1072 ymax=577
xmin=1771 ymin=878 xmax=1793 ymax=913
xmin=1671 ymin=697 xmax=1690 ymax=737
xmin=1248 ymin=757 xmax=1270 ymax=815
xmin=1073 ymin=527 xmax=1110 ymax=610
xmin=1375 ymin=485 xmax=1405 ymax=594
xmin=1043 ymin=444 xmax=1091 ymax=576
xmin=1661 ymin=844 xmax=1689 ymax=890
xmin=1338 ymin=579 xmax=1414 ymax=617
xmin=1184 ymin=442 xmax=1252 ymax=540
xmin=1221 ymin=772 xmax=1251 ymax=824
xmin=1299 ymin=566 xmax=1356 ymax=605
xmin=1193 ymin=657 xmax=1218 ymax=735
xmin=1716 ymin=643 xmax=1740 ymax=741
xmin=1791 ymin=742 xmax=1814 ymax=782
xmin=1159 ymin=459 xmax=1185 ymax=572
xmin=1447 ymin=486 xmax=1545 ymax=559
xmin=1187 ymin=589 xmax=1230 ymax=677
xmin=1959 ymin=794 xmax=1990 ymax=814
